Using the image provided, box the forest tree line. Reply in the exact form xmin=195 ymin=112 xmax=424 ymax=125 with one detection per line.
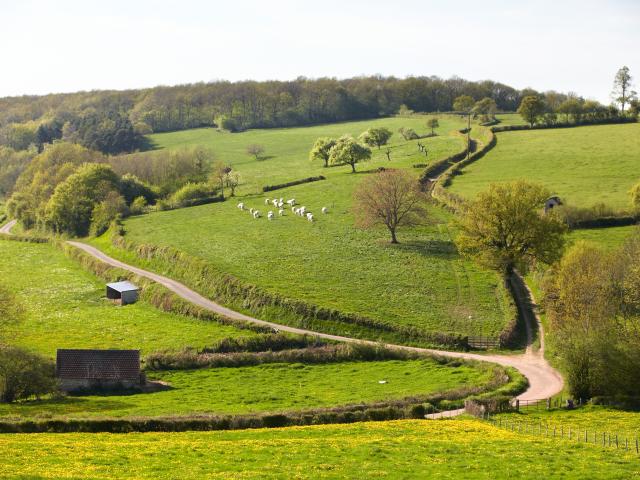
xmin=0 ymin=75 xmax=570 ymax=155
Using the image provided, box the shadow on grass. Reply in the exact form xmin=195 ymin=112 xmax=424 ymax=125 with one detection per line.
xmin=391 ymin=239 xmax=458 ymax=258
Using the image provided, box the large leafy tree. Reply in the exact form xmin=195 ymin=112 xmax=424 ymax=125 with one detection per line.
xmin=353 ymin=169 xmax=426 ymax=243
xmin=453 ymin=95 xmax=475 ymax=113
xmin=309 ymin=137 xmax=336 ymax=167
xmin=517 ymin=96 xmax=546 ymax=127
xmin=44 ymin=163 xmax=121 ymax=236
xmin=359 ymin=128 xmax=392 ymax=149
xmin=328 ymin=136 xmax=371 ymax=173
xmin=455 ymin=181 xmax=566 ymax=274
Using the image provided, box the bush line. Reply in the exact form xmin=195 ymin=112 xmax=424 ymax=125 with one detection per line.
xmin=109 ymin=232 xmax=470 ymax=349
xmin=0 ymin=366 xmax=522 ymax=433
xmin=262 ymin=176 xmax=326 ymax=192
xmin=146 ymin=342 xmax=449 ymax=371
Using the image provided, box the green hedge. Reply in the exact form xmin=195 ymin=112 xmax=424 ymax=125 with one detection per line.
xmin=109 ymin=233 xmax=470 ymax=349
xmin=263 ymin=176 xmax=326 ymax=192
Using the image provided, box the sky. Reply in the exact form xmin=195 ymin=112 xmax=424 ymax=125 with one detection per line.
xmin=1 ymin=0 xmax=638 ymax=103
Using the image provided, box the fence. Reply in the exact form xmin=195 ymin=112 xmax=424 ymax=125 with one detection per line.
xmin=481 ymin=412 xmax=640 ymax=455
xmin=467 ymin=336 xmax=500 ymax=349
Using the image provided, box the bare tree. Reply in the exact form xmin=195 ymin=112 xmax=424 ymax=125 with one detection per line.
xmin=211 ymin=160 xmax=232 ymax=199
xmin=353 ymin=169 xmax=426 ymax=244
xmin=224 ymin=171 xmax=240 ymax=197
xmin=246 ymin=144 xmax=265 ymax=160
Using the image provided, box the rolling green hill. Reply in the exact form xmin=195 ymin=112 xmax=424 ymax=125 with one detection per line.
xmin=448 ymin=123 xmax=640 ymax=210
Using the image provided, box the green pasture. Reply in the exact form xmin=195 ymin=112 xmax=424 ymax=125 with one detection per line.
xmin=448 ymin=123 xmax=640 ymax=210
xmin=568 ymin=225 xmax=637 ymax=250
xmin=108 ymin=117 xmax=510 ymax=341
xmin=0 ymin=240 xmax=255 ymax=357
xmin=0 ymin=358 xmax=493 ymax=420
xmin=148 ymin=115 xmax=468 ymax=193
xmin=1 ymin=420 xmax=637 ymax=479
xmin=496 ymin=404 xmax=640 ymax=443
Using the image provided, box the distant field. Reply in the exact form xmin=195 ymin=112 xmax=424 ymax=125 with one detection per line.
xmin=1 ymin=420 xmax=637 ymax=479
xmin=448 ymin=123 xmax=640 ymax=210
xmin=0 ymin=359 xmax=492 ymax=420
xmin=494 ymin=113 xmax=528 ymax=126
xmin=109 ymin=117 xmax=511 ymax=342
xmin=147 ymin=115 xmax=466 ymax=194
xmin=0 ymin=240 xmax=255 ymax=357
xmin=568 ymin=225 xmax=637 ymax=250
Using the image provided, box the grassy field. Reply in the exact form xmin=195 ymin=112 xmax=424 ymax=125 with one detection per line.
xmin=568 ymin=225 xmax=637 ymax=250
xmin=448 ymin=123 xmax=640 ymax=210
xmin=103 ymin=116 xmax=512 ymax=341
xmin=496 ymin=405 xmax=640 ymax=443
xmin=1 ymin=419 xmax=637 ymax=479
xmin=0 ymin=239 xmax=256 ymax=357
xmin=0 ymin=359 xmax=494 ymax=420
xmin=148 ymin=115 xmax=466 ymax=194
xmin=494 ymin=113 xmax=528 ymax=126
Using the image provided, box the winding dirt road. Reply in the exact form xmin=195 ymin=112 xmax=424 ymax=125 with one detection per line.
xmin=66 ymin=241 xmax=563 ymax=402
xmin=1 ymin=218 xmax=563 ymax=403
xmin=0 ymin=219 xmax=16 ymax=235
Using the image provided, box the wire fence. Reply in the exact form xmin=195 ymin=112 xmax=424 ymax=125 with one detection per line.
xmin=479 ymin=410 xmax=640 ymax=455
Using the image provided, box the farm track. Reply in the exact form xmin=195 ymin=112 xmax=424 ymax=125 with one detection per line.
xmin=65 ymin=240 xmax=563 ymax=404
xmin=0 ymin=218 xmax=563 ymax=408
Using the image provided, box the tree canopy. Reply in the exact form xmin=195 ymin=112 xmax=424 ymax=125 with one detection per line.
xmin=309 ymin=137 xmax=337 ymax=167
xmin=328 ymin=136 xmax=372 ymax=173
xmin=455 ymin=181 xmax=566 ymax=274
xmin=517 ymin=96 xmax=547 ymax=127
xmin=359 ymin=128 xmax=392 ymax=149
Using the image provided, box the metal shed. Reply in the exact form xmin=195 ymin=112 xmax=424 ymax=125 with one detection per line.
xmin=106 ymin=281 xmax=139 ymax=305
xmin=56 ymin=349 xmax=142 ymax=392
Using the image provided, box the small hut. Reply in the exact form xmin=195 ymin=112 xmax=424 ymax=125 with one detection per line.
xmin=544 ymin=196 xmax=563 ymax=214
xmin=106 ymin=281 xmax=139 ymax=305
xmin=56 ymin=349 xmax=142 ymax=392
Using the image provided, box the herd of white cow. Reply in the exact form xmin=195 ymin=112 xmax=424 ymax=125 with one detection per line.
xmin=236 ymin=197 xmax=328 ymax=222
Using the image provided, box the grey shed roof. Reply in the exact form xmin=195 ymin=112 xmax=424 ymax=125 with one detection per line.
xmin=56 ymin=349 xmax=140 ymax=380
xmin=106 ymin=281 xmax=139 ymax=293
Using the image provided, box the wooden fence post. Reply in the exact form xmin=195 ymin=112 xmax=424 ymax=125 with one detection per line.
xmin=515 ymin=400 xmax=519 ymax=412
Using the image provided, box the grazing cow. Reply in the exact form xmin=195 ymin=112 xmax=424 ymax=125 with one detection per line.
xmin=277 ymin=201 xmax=284 ymax=208
xmin=321 ymin=207 xmax=328 ymax=214
xmin=286 ymin=199 xmax=296 ymax=206
xmin=238 ymin=202 xmax=245 ymax=210
xmin=267 ymin=211 xmax=274 ymax=220
xmin=278 ymin=209 xmax=285 ymax=216
xmin=250 ymin=208 xmax=255 ymax=215
xmin=264 ymin=198 xmax=270 ymax=205
xmin=306 ymin=213 xmax=314 ymax=222
xmin=253 ymin=210 xmax=260 ymax=218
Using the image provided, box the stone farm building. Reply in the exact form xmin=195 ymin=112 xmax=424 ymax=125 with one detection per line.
xmin=56 ymin=349 xmax=142 ymax=392
xmin=106 ymin=281 xmax=139 ymax=305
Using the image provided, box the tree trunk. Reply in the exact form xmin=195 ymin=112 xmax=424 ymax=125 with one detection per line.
xmin=390 ymin=229 xmax=398 ymax=244
xmin=351 ymin=163 xmax=356 ymax=173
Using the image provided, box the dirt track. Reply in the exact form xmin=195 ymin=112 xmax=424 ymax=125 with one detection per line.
xmin=67 ymin=240 xmax=563 ymax=402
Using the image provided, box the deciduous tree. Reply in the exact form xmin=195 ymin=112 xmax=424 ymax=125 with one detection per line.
xmin=309 ymin=137 xmax=336 ymax=167
xmin=328 ymin=136 xmax=371 ymax=173
xmin=426 ymin=118 xmax=439 ymax=135
xmin=455 ymin=181 xmax=566 ymax=274
xmin=353 ymin=169 xmax=426 ymax=244
xmin=612 ymin=66 xmax=637 ymax=113
xmin=246 ymin=144 xmax=265 ymax=161
xmin=359 ymin=128 xmax=392 ymax=149
xmin=517 ymin=95 xmax=546 ymax=127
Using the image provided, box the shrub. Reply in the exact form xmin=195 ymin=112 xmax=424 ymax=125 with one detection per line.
xmin=169 ymin=182 xmax=217 ymax=208
xmin=0 ymin=346 xmax=58 ymax=403
xmin=262 ymin=176 xmax=325 ymax=192
xmin=129 ymin=196 xmax=148 ymax=216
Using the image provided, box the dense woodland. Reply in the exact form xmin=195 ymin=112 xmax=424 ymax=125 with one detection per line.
xmin=0 ymin=75 xmax=570 ymax=155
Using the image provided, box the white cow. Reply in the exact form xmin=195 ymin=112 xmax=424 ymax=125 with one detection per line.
xmin=264 ymin=198 xmax=270 ymax=205
xmin=267 ymin=211 xmax=274 ymax=220
xmin=286 ymin=199 xmax=296 ymax=206
xmin=278 ymin=209 xmax=285 ymax=216
xmin=321 ymin=207 xmax=328 ymax=214
xmin=299 ymin=206 xmax=306 ymax=215
xmin=238 ymin=202 xmax=245 ymax=210
xmin=249 ymin=208 xmax=255 ymax=215
xmin=277 ymin=201 xmax=284 ymax=208
xmin=253 ymin=210 xmax=260 ymax=219
xmin=306 ymin=213 xmax=314 ymax=222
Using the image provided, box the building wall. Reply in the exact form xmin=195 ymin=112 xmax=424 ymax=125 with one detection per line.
xmin=121 ymin=290 xmax=139 ymax=305
xmin=60 ymin=378 xmax=141 ymax=392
